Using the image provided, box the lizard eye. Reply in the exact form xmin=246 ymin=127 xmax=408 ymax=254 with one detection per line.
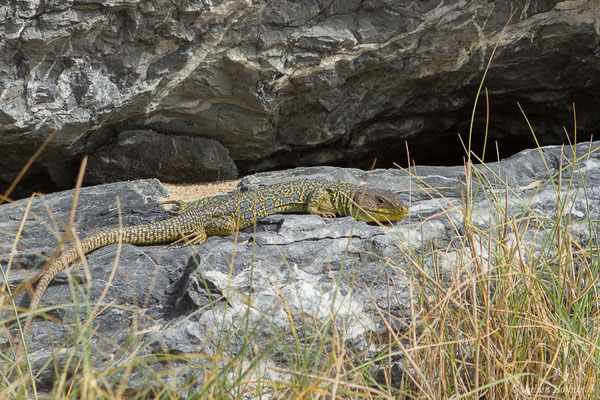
xmin=377 ymin=198 xmax=385 ymax=205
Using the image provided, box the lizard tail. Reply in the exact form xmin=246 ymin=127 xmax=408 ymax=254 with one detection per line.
xmin=18 ymin=241 xmax=97 ymax=361
xmin=17 ymin=218 xmax=186 ymax=360
xmin=29 ymin=217 xmax=187 ymax=309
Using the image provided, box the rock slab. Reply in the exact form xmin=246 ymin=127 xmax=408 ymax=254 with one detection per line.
xmin=1 ymin=142 xmax=600 ymax=392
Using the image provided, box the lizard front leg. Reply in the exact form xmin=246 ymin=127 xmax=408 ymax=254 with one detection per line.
xmin=204 ymin=215 xmax=238 ymax=237
xmin=306 ymin=187 xmax=336 ymax=218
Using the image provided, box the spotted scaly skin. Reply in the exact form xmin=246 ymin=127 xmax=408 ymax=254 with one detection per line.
xmin=18 ymin=179 xmax=408 ymax=358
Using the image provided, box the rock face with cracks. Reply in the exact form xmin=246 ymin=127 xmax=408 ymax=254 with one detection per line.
xmin=1 ymin=0 xmax=599 ymax=193
xmin=1 ymin=142 xmax=600 ymax=391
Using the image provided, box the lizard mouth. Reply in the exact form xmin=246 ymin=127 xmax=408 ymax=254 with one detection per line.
xmin=353 ymin=205 xmax=408 ymax=222
xmin=351 ymin=191 xmax=409 ymax=222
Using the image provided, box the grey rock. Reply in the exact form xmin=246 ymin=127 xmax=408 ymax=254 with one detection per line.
xmin=1 ymin=142 xmax=600 ymax=393
xmin=85 ymin=129 xmax=238 ymax=184
xmin=1 ymin=1 xmax=599 ymax=194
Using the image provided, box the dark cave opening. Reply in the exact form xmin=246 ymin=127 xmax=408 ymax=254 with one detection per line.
xmin=370 ymin=133 xmax=544 ymax=170
xmin=3 ymin=131 xmax=594 ymax=202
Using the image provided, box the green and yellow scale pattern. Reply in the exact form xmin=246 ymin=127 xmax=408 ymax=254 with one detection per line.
xmin=21 ymin=179 xmax=408 ymax=350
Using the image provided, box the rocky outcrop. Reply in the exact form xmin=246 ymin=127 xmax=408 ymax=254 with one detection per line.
xmin=1 ymin=1 xmax=598 ymax=194
xmin=85 ymin=129 xmax=238 ymax=184
xmin=1 ymin=142 xmax=599 ymax=391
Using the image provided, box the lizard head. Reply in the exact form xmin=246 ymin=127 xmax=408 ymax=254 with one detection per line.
xmin=351 ymin=189 xmax=409 ymax=222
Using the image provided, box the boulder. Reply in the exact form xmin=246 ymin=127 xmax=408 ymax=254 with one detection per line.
xmin=1 ymin=1 xmax=598 ymax=194
xmin=85 ymin=129 xmax=238 ymax=184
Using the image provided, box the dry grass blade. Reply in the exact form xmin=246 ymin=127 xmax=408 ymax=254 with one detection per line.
xmin=13 ymin=156 xmax=89 ymax=366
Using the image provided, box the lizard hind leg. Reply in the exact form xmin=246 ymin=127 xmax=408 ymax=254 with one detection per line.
xmin=170 ymin=216 xmax=237 ymax=247
xmin=204 ymin=216 xmax=238 ymax=237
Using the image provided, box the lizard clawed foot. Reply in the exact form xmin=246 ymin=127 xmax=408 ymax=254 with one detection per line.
xmin=319 ymin=212 xmax=336 ymax=218
xmin=170 ymin=231 xmax=208 ymax=247
xmin=187 ymin=234 xmax=208 ymax=245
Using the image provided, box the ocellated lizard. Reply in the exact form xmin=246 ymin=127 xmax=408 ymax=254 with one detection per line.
xmin=17 ymin=178 xmax=408 ymax=358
